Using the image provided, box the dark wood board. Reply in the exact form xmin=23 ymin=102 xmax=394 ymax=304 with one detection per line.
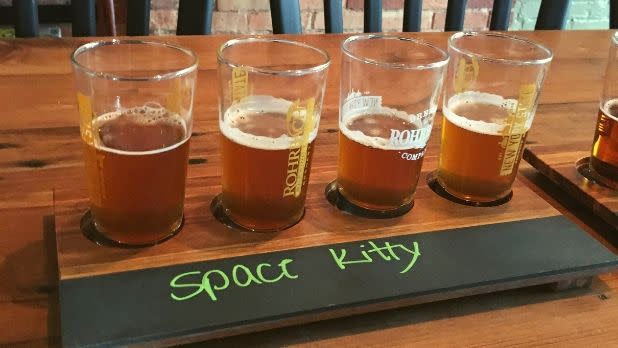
xmin=524 ymin=143 xmax=618 ymax=229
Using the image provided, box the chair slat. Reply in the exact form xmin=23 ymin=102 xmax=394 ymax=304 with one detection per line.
xmin=0 ymin=5 xmax=72 ymax=30
xmin=364 ymin=0 xmax=382 ymax=33
xmin=489 ymin=0 xmax=511 ymax=31
xmin=72 ymin=0 xmax=96 ymax=37
xmin=97 ymin=0 xmax=117 ymax=36
xmin=13 ymin=0 xmax=39 ymax=38
xmin=445 ymin=0 xmax=467 ymax=31
xmin=270 ymin=0 xmax=302 ymax=34
xmin=403 ymin=0 xmax=422 ymax=32
xmin=177 ymin=0 xmax=214 ymax=35
xmin=32 ymin=5 xmax=72 ymax=23
xmin=127 ymin=0 xmax=151 ymax=36
xmin=324 ymin=0 xmax=343 ymax=33
xmin=535 ymin=0 xmax=571 ymax=30
xmin=610 ymin=0 xmax=618 ymax=29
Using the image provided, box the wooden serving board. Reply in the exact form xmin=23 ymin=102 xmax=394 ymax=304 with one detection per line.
xmin=524 ymin=143 xmax=618 ymax=229
xmin=54 ymin=114 xmax=618 ymax=347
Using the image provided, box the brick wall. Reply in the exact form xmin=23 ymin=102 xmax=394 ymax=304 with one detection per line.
xmin=2 ymin=0 xmax=611 ymax=35
xmin=151 ymin=0 xmax=493 ymax=35
xmin=151 ymin=0 xmax=612 ymax=35
xmin=510 ymin=0 xmax=609 ymax=30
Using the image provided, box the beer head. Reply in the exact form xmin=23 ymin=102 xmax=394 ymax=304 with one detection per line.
xmin=90 ymin=103 xmax=189 ymax=156
xmin=443 ymin=91 xmax=532 ymax=136
xmin=340 ymin=92 xmax=435 ymax=151
xmin=340 ymin=112 xmax=428 ymax=151
xmin=220 ymin=95 xmax=319 ymax=150
xmin=601 ymin=99 xmax=618 ymax=121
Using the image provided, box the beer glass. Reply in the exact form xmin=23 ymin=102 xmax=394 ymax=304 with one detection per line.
xmin=437 ymin=32 xmax=552 ymax=205
xmin=336 ymin=34 xmax=448 ymax=216
xmin=590 ymin=31 xmax=618 ymax=189
xmin=216 ymin=38 xmax=330 ymax=232
xmin=72 ymin=40 xmax=198 ymax=246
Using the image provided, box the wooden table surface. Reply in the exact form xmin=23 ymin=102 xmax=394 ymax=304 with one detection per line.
xmin=1 ymin=30 xmax=618 ymax=347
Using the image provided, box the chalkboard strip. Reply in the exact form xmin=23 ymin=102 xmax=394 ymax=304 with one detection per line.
xmin=59 ymin=216 xmax=618 ymax=347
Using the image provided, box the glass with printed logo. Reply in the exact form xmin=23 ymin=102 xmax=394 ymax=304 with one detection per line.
xmin=436 ymin=32 xmax=552 ymax=206
xmin=589 ymin=32 xmax=618 ymax=189
xmin=72 ymin=40 xmax=198 ymax=246
xmin=216 ymin=38 xmax=330 ymax=232
xmin=335 ymin=34 xmax=448 ymax=216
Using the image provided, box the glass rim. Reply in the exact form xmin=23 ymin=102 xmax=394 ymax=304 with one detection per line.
xmin=217 ymin=37 xmax=331 ymax=76
xmin=71 ymin=39 xmax=199 ymax=81
xmin=448 ymin=32 xmax=553 ymax=66
xmin=341 ymin=34 xmax=450 ymax=70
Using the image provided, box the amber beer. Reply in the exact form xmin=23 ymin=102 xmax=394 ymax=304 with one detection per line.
xmin=83 ymin=105 xmax=190 ymax=244
xmin=438 ymin=93 xmax=529 ymax=203
xmin=337 ymin=113 xmax=428 ymax=211
xmin=220 ymin=97 xmax=316 ymax=231
xmin=590 ymin=99 xmax=618 ymax=186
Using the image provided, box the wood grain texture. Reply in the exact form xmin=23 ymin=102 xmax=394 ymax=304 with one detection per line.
xmin=54 ymin=111 xmax=561 ymax=280
xmin=1 ymin=31 xmax=618 ymax=347
xmin=524 ymin=144 xmax=618 ymax=228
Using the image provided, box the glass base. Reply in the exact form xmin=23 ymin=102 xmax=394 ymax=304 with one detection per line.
xmin=577 ymin=157 xmax=618 ymax=190
xmin=210 ymin=194 xmax=303 ymax=233
xmin=324 ymin=180 xmax=414 ymax=218
xmin=80 ymin=210 xmax=183 ymax=248
xmin=427 ymin=171 xmax=513 ymax=207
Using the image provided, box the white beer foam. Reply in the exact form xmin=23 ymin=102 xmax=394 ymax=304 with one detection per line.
xmin=340 ymin=114 xmax=429 ymax=151
xmin=442 ymin=91 xmax=531 ymax=136
xmin=340 ymin=105 xmax=429 ymax=151
xmin=601 ymin=99 xmax=618 ymax=122
xmin=220 ymin=95 xmax=319 ymax=151
xmin=91 ymin=104 xmax=189 ymax=156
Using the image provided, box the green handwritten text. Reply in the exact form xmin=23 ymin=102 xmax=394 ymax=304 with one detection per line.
xmin=170 ymin=258 xmax=298 ymax=302
xmin=329 ymin=241 xmax=421 ymax=274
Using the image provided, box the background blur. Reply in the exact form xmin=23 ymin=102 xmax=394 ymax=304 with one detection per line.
xmin=0 ymin=0 xmax=611 ymax=36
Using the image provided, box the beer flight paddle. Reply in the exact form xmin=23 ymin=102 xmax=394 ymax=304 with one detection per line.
xmin=53 ymin=32 xmax=618 ymax=346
